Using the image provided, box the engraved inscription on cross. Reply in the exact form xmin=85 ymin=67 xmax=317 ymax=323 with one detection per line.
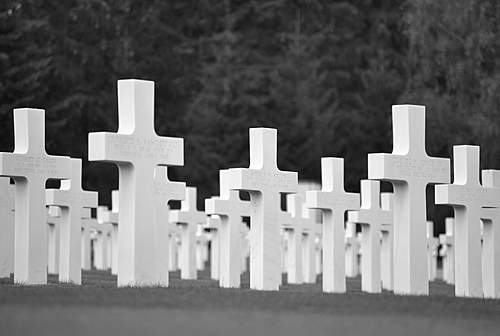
xmin=306 ymin=157 xmax=359 ymax=293
xmin=46 ymin=158 xmax=98 ymax=285
xmin=205 ymin=169 xmax=251 ymax=288
xmin=368 ymin=105 xmax=450 ymax=295
xmin=153 ymin=166 xmax=186 ymax=286
xmin=348 ymin=180 xmax=392 ymax=293
xmin=226 ymin=128 xmax=298 ymax=291
xmin=435 ymin=145 xmax=500 ymax=297
xmin=88 ymin=79 xmax=184 ymax=286
xmin=0 ymin=108 xmax=71 ymax=284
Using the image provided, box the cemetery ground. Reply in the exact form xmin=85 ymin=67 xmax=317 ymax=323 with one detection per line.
xmin=1 ymin=269 xmax=499 ymax=336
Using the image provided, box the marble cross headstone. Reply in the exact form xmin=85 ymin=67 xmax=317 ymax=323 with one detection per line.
xmin=439 ymin=217 xmax=454 ymax=284
xmin=380 ymin=192 xmax=394 ymax=291
xmin=368 ymin=105 xmax=450 ymax=295
xmin=0 ymin=108 xmax=71 ymax=284
xmin=306 ymin=157 xmax=359 ymax=293
xmin=435 ymin=145 xmax=500 ymax=297
xmin=480 ymin=170 xmax=500 ymax=298
xmin=204 ymin=215 xmax=222 ymax=280
xmin=81 ymin=209 xmax=93 ymax=271
xmin=344 ymin=221 xmax=359 ymax=278
xmin=426 ymin=221 xmax=439 ymax=281
xmin=46 ymin=206 xmax=62 ymax=275
xmin=103 ymin=190 xmax=119 ymax=275
xmin=153 ymin=166 xmax=185 ymax=286
xmin=296 ymin=181 xmax=321 ymax=284
xmin=89 ymin=79 xmax=184 ymax=286
xmin=226 ymin=128 xmax=298 ymax=291
xmin=196 ymin=226 xmax=209 ymax=271
xmin=46 ymin=158 xmax=98 ymax=284
xmin=282 ymin=193 xmax=310 ymax=284
xmin=0 ymin=178 xmax=15 ymax=278
xmin=93 ymin=209 xmax=113 ymax=271
xmin=170 ymin=187 xmax=205 ymax=280
xmin=348 ymin=180 xmax=392 ymax=293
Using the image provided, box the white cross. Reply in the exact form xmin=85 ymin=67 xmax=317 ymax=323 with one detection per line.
xmin=281 ymin=193 xmax=308 ymax=284
xmin=344 ymin=221 xmax=359 ymax=278
xmin=91 ymin=211 xmax=113 ymax=271
xmin=439 ymin=217 xmax=454 ymax=284
xmin=46 ymin=158 xmax=97 ymax=284
xmin=426 ymin=220 xmax=439 ymax=281
xmin=480 ymin=169 xmax=500 ymax=298
xmin=348 ymin=180 xmax=392 ymax=293
xmin=204 ymin=215 xmax=222 ymax=280
xmin=369 ymin=105 xmax=450 ymax=295
xmin=0 ymin=178 xmax=15 ymax=278
xmin=226 ymin=128 xmax=297 ymax=290
xmin=81 ymin=215 xmax=94 ymax=271
xmin=170 ymin=187 xmax=205 ymax=280
xmin=435 ymin=145 xmax=500 ymax=297
xmin=0 ymin=108 xmax=71 ymax=284
xmin=380 ymin=192 xmax=394 ymax=291
xmin=153 ymin=166 xmax=185 ymax=286
xmin=102 ymin=190 xmax=119 ymax=275
xmin=299 ymin=183 xmax=321 ymax=284
xmin=46 ymin=206 xmax=62 ymax=275
xmin=89 ymin=79 xmax=183 ymax=286
xmin=306 ymin=157 xmax=359 ymax=293
xmin=196 ymin=226 xmax=209 ymax=271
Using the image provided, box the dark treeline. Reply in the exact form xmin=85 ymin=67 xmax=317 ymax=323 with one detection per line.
xmin=1 ymin=1 xmax=500 ymax=229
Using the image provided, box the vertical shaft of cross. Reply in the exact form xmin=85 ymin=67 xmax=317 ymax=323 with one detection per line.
xmin=14 ymin=179 xmax=47 ymax=283
xmin=250 ymin=191 xmax=282 ymax=289
xmin=392 ymin=181 xmax=428 ymax=293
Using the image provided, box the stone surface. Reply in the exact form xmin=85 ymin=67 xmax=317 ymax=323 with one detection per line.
xmin=297 ymin=181 xmax=321 ymax=284
xmin=369 ymin=105 xmax=450 ymax=295
xmin=282 ymin=193 xmax=312 ymax=284
xmin=480 ymin=170 xmax=500 ymax=298
xmin=439 ymin=217 xmax=455 ymax=284
xmin=153 ymin=166 xmax=185 ymax=286
xmin=306 ymin=157 xmax=359 ymax=293
xmin=196 ymin=227 xmax=208 ymax=271
xmin=46 ymin=158 xmax=98 ymax=284
xmin=46 ymin=206 xmax=61 ymax=275
xmin=103 ymin=190 xmax=119 ymax=275
xmin=426 ymin=221 xmax=439 ymax=281
xmin=205 ymin=169 xmax=251 ymax=288
xmin=0 ymin=108 xmax=71 ymax=284
xmin=170 ymin=187 xmax=205 ymax=280
xmin=88 ymin=79 xmax=183 ymax=286
xmin=380 ymin=192 xmax=394 ymax=291
xmin=81 ymin=211 xmax=93 ymax=271
xmin=0 ymin=178 xmax=15 ymax=278
xmin=226 ymin=128 xmax=298 ymax=291
xmin=205 ymin=215 xmax=221 ymax=280
xmin=91 ymin=211 xmax=113 ymax=271
xmin=435 ymin=145 xmax=499 ymax=297
xmin=345 ymin=221 xmax=359 ymax=278
xmin=348 ymin=180 xmax=392 ymax=293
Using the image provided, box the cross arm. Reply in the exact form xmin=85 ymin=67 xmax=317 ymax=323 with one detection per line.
xmin=169 ymin=210 xmax=206 ymax=225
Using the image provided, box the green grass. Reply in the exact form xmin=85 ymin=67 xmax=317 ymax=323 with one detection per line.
xmin=1 ymin=269 xmax=499 ymax=336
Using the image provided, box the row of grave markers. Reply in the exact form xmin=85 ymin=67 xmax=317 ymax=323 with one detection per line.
xmin=0 ymin=79 xmax=498 ymax=299
xmin=0 ymin=177 xmax=448 ymax=290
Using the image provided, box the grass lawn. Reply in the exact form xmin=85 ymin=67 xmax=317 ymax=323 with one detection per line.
xmin=1 ymin=269 xmax=499 ymax=336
